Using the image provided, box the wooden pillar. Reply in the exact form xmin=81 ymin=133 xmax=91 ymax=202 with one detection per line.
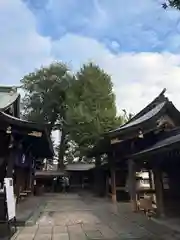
xmin=29 ymin=168 xmax=33 ymax=191
xmin=148 ymin=170 xmax=156 ymax=204
xmin=110 ymin=152 xmax=116 ymax=203
xmin=20 ymin=169 xmax=24 ymax=191
xmin=105 ymin=173 xmax=109 ymax=197
xmin=148 ymin=170 xmax=153 ymax=189
xmin=153 ymin=166 xmax=165 ymax=217
xmin=15 ymin=168 xmax=23 ymax=202
xmin=110 ymin=166 xmax=116 ymax=202
xmin=31 ymin=158 xmax=35 ymax=194
xmin=94 ymin=156 xmax=101 ymax=196
xmin=128 ymin=159 xmax=137 ymax=212
xmin=6 ymin=136 xmax=15 ymax=178
xmin=26 ymin=168 xmax=31 ymax=191
xmin=14 ymin=168 xmax=19 ymax=197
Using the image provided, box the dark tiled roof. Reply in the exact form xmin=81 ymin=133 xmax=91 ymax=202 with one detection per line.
xmin=133 ymin=128 xmax=180 ymax=158
xmin=108 ymin=90 xmax=169 ymax=137
xmin=0 ymin=112 xmax=54 ymax=158
xmin=109 ymin=102 xmax=166 ymax=133
xmin=127 ymin=88 xmax=167 ymax=122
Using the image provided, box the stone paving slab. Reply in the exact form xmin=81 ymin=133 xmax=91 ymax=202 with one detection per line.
xmin=68 ymin=224 xmax=83 ymax=233
xmin=97 ymin=224 xmax=119 ymax=239
xmin=69 ymin=232 xmax=86 ymax=240
xmin=20 ymin=226 xmax=38 ymax=234
xmin=38 ymin=214 xmax=55 ymax=226
xmin=85 ymin=229 xmax=103 ymax=239
xmin=53 ymin=225 xmax=68 ymax=233
xmin=34 ymin=234 xmax=51 ymax=240
xmin=37 ymin=226 xmax=53 ymax=234
xmin=52 ymin=233 xmax=69 ymax=240
xmin=16 ymin=233 xmax=35 ymax=240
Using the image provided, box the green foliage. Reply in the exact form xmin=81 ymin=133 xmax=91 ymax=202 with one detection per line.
xmin=66 ymin=63 xmax=123 ymax=157
xmin=21 ymin=62 xmax=73 ymax=168
xmin=162 ymin=0 xmax=180 ymax=9
xmin=21 ymin=61 xmax=126 ymax=163
xmin=21 ymin=62 xmax=72 ymax=130
xmin=169 ymin=0 xmax=180 ymax=9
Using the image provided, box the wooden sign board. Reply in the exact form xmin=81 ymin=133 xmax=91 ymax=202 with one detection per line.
xmin=110 ymin=138 xmax=122 ymax=145
xmin=28 ymin=131 xmax=42 ymax=137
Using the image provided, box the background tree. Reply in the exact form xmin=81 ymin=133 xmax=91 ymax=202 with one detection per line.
xmin=66 ymin=63 xmax=123 ymax=160
xmin=122 ymin=109 xmax=133 ymax=122
xmin=21 ymin=62 xmax=73 ymax=169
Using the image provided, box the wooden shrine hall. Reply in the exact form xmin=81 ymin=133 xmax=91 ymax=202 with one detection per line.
xmin=0 ymin=86 xmax=54 ymax=202
xmin=88 ymin=89 xmax=180 ymax=217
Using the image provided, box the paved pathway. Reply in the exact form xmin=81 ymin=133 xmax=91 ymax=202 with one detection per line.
xmin=13 ymin=193 xmax=180 ymax=239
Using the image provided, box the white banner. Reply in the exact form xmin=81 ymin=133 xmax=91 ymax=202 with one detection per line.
xmin=4 ymin=178 xmax=16 ymax=220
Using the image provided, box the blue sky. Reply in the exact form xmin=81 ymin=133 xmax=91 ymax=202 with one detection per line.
xmin=24 ymin=0 xmax=180 ymax=52
xmin=1 ymin=0 xmax=180 ymax=115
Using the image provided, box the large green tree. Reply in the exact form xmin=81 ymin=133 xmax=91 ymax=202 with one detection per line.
xmin=66 ymin=63 xmax=123 ymax=160
xmin=21 ymin=62 xmax=124 ymax=164
xmin=21 ymin=62 xmax=73 ymax=169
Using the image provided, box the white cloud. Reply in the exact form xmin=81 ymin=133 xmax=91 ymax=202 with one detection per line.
xmin=0 ymin=0 xmax=53 ymax=85
xmin=53 ymin=33 xmax=180 ymax=114
xmin=34 ymin=0 xmax=180 ymax=53
xmin=1 ymin=1 xmax=180 ymax=124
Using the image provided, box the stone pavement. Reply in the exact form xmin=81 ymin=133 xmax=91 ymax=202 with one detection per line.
xmin=12 ymin=193 xmax=180 ymax=240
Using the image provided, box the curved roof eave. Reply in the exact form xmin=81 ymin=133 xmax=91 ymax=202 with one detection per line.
xmin=108 ymin=89 xmax=168 ymax=137
xmin=0 ymin=111 xmax=44 ymax=130
xmin=0 ymin=91 xmax=20 ymax=111
xmin=0 ymin=111 xmax=54 ymax=158
xmin=108 ymin=101 xmax=167 ymax=138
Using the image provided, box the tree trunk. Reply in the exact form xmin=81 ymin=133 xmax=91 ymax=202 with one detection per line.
xmin=78 ymin=156 xmax=83 ymax=162
xmin=58 ymin=127 xmax=66 ymax=170
xmin=94 ymin=156 xmax=103 ymax=196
